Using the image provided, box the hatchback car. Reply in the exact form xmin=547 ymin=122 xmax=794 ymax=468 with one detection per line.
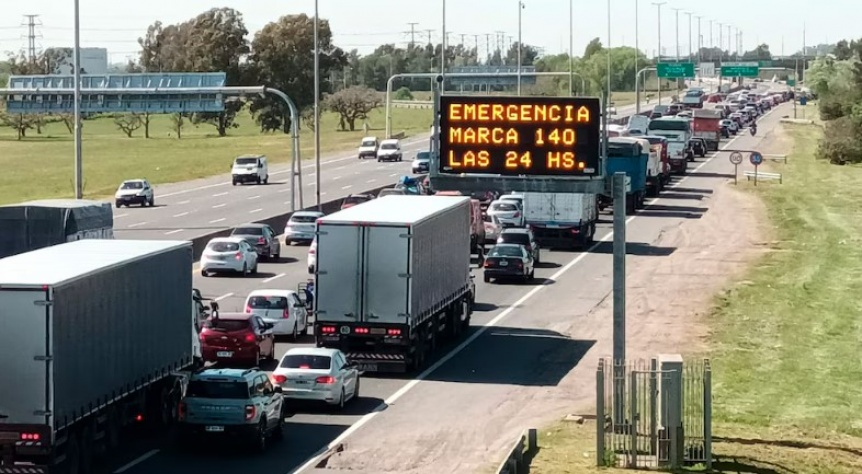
xmin=487 ymin=200 xmax=524 ymax=228
xmin=497 ymin=227 xmax=540 ymax=263
xmin=340 ymin=193 xmax=374 ymax=210
xmin=412 ymin=150 xmax=432 ymax=174
xmin=483 ymin=243 xmax=535 ymax=283
xmin=244 ymin=290 xmax=308 ymax=340
xmin=284 ymin=211 xmax=323 ymax=245
xmin=114 ymin=179 xmax=154 ymax=208
xmin=231 ymin=224 xmax=281 ymax=260
xmin=178 ymin=368 xmax=284 ymax=452
xmin=271 ymin=348 xmax=360 ymax=410
xmin=200 ymin=237 xmax=259 ymax=277
xmin=200 ymin=312 xmax=276 ymax=366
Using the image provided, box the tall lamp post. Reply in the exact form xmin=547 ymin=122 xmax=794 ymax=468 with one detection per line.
xmin=652 ymin=2 xmax=666 ymax=104
xmin=569 ymin=0 xmax=574 ymax=95
xmin=517 ymin=1 xmax=524 ymax=95
xmin=313 ymin=0 xmax=321 ymax=210
xmin=684 ymin=11 xmax=692 ymax=61
xmin=634 ymin=0 xmax=640 ymax=99
xmin=73 ymin=0 xmax=82 ymax=199
xmin=441 ymin=0 xmax=447 ymax=89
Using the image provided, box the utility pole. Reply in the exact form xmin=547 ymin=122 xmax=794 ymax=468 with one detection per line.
xmin=685 ymin=11 xmax=692 ymax=61
xmin=726 ymin=25 xmax=731 ymax=56
xmin=671 ymin=7 xmax=681 ymax=62
xmin=423 ymin=29 xmax=434 ymax=46
xmin=22 ymin=14 xmax=42 ymax=66
xmin=407 ymin=22 xmax=418 ymax=47
xmin=460 ymin=33 xmax=466 ymax=46
xmin=517 ymin=1 xmax=524 ymax=95
xmin=708 ymin=19 xmax=713 ymax=59
xmin=496 ymin=30 xmax=505 ymax=56
xmin=695 ymin=16 xmax=702 ymax=64
xmin=634 ymin=0 xmax=639 ymax=98
xmin=473 ymin=34 xmax=480 ymax=61
xmin=73 ymin=0 xmax=83 ymax=199
xmin=570 ymin=0 xmax=575 ymax=95
xmin=313 ymin=0 xmax=321 ymax=210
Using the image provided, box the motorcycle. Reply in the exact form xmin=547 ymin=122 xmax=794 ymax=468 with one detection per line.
xmin=750 ymin=125 xmax=757 ymax=136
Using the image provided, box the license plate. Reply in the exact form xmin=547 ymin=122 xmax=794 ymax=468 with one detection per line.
xmin=357 ymin=363 xmax=377 ymax=372
xmin=205 ymin=426 xmax=224 ymax=432
xmin=217 ymin=351 xmax=233 ymax=357
xmin=292 ymin=380 xmax=308 ymax=385
xmin=123 ymin=197 xmax=131 ymax=200
xmin=499 ymin=260 xmax=508 ymax=266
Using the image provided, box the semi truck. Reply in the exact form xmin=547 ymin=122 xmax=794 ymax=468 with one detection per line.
xmin=692 ymin=109 xmax=723 ymax=151
xmin=0 ymin=199 xmax=113 ymax=259
xmin=0 ymin=239 xmax=204 ymax=474
xmin=313 ymin=195 xmax=476 ymax=373
xmin=522 ymin=192 xmax=598 ymax=248
xmin=599 ymin=137 xmax=649 ymax=215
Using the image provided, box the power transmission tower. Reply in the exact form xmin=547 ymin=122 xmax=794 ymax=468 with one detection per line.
xmin=22 ymin=14 xmax=42 ymax=65
xmin=407 ymin=22 xmax=418 ymax=47
xmin=485 ymin=34 xmax=491 ymax=62
xmin=495 ymin=31 xmax=505 ymax=53
xmin=473 ymin=34 xmax=480 ymax=61
xmin=423 ymin=29 xmax=434 ymax=46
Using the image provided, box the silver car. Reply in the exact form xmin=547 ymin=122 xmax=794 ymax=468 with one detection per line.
xmin=483 ymin=213 xmax=503 ymax=244
xmin=285 ymin=211 xmax=323 ymax=245
xmin=271 ymin=348 xmax=360 ymax=410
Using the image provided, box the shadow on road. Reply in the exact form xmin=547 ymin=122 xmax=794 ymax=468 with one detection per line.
xmin=657 ymin=192 xmax=705 ymax=201
xmin=670 ymin=186 xmax=714 ymax=194
xmin=689 ymin=172 xmax=736 ymax=179
xmin=590 ymin=242 xmax=676 ymax=257
xmin=286 ymin=396 xmax=386 ymax=418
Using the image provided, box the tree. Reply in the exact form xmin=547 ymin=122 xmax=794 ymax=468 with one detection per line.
xmin=505 ymin=42 xmax=540 ymax=67
xmin=394 ymin=86 xmax=413 ymax=100
xmin=323 ymin=86 xmax=381 ymax=131
xmin=0 ymin=113 xmax=35 ymax=140
xmin=583 ymin=38 xmax=604 ymax=60
xmin=300 ymin=107 xmax=316 ymax=132
xmin=114 ymin=114 xmax=143 ymax=137
xmin=59 ymin=114 xmax=74 ymax=134
xmin=170 ymin=113 xmax=186 ymax=139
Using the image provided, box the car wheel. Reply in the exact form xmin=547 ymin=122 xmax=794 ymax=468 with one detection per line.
xmin=149 ymin=197 xmax=155 ymax=207
xmin=483 ymin=274 xmax=490 ymax=283
xmin=272 ymin=409 xmax=284 ymax=441
xmin=115 ymin=203 xmax=121 ymax=208
xmin=242 ymin=263 xmax=248 ymax=276
xmin=254 ymin=348 xmax=261 ymax=367
xmin=291 ymin=322 xmax=299 ymax=341
xmin=352 ymin=378 xmax=360 ymax=400
xmin=336 ymin=388 xmax=346 ymax=411
xmin=308 ymin=266 xmax=314 ymax=274
xmin=273 ymin=247 xmax=281 ymax=259
xmin=200 ymin=269 xmax=208 ymax=277
xmin=528 ymin=269 xmax=535 ymax=280
xmin=263 ymin=176 xmax=269 ymax=185
xmin=253 ymin=418 xmax=267 ymax=452
xmin=252 ymin=262 xmax=258 ymax=274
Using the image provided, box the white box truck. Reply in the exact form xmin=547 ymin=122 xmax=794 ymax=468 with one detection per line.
xmin=523 ymin=192 xmax=599 ymax=248
xmin=313 ymin=195 xmax=476 ymax=373
xmin=0 ymin=239 xmax=204 ymax=474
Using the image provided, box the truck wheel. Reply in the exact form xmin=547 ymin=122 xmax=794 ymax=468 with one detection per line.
xmin=272 ymin=413 xmax=284 ymax=441
xmin=625 ymin=197 xmax=637 ymax=215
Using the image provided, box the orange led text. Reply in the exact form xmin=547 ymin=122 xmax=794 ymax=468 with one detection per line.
xmin=448 ymin=103 xmax=592 ymax=124
xmin=447 ymin=150 xmax=490 ymax=168
xmin=448 ymin=127 xmax=519 ymax=145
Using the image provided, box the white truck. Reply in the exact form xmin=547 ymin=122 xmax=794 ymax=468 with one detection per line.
xmin=522 ymin=193 xmax=599 ymax=248
xmin=313 ymin=195 xmax=476 ymax=373
xmin=631 ymin=137 xmax=664 ymax=197
xmin=0 ymin=239 xmax=205 ymax=474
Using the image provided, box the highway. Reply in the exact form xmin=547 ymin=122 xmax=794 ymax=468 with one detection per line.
xmin=105 ymin=87 xmax=784 ymax=474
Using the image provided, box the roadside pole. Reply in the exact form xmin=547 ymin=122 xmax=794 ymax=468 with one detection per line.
xmin=612 ymin=171 xmax=627 ymax=424
xmin=729 ymin=152 xmax=743 ymax=185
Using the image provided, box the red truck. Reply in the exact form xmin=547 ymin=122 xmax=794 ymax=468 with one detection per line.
xmin=692 ymin=109 xmax=723 ymax=151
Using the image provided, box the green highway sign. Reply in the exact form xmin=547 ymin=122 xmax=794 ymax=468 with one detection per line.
xmin=759 ymin=60 xmax=773 ymax=67
xmin=657 ymin=62 xmax=695 ymax=79
xmin=721 ymin=62 xmax=760 ymax=77
xmin=787 ymin=79 xmax=796 ymax=86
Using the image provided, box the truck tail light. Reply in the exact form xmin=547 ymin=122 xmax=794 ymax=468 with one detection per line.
xmin=354 ymin=327 xmax=370 ymax=334
xmin=320 ymin=326 xmax=336 ymax=334
xmin=20 ymin=433 xmax=40 ymax=441
xmin=245 ymin=405 xmax=256 ymax=420
xmin=387 ymin=328 xmax=402 ymax=336
xmin=177 ymin=402 xmax=186 ymax=421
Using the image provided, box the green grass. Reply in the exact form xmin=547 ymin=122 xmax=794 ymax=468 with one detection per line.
xmin=0 ymin=107 xmax=431 ymax=204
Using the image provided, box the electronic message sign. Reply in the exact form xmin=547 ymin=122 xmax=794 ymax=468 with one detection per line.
xmin=438 ymin=96 xmax=602 ymax=177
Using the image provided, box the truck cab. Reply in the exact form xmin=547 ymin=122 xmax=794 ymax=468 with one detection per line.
xmin=601 ymin=137 xmax=649 ymax=215
xmin=630 ymin=137 xmax=663 ymax=197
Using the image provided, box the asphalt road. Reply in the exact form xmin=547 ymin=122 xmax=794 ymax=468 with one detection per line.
xmin=106 ymin=85 xmax=785 ymax=474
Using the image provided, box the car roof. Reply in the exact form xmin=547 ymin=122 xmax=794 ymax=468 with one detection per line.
xmin=346 ymin=193 xmax=373 ymax=199
xmin=247 ymin=289 xmax=296 ymax=297
xmin=233 ymin=223 xmax=266 ymax=229
xmin=492 ymin=243 xmax=526 ymax=249
xmin=361 ymin=136 xmax=377 ymax=141
xmin=209 ymin=312 xmax=251 ymax=321
xmin=501 ymin=228 xmax=530 ymax=234
xmin=284 ymin=347 xmax=339 ymax=357
xmin=193 ymin=368 xmax=256 ymax=381
xmin=236 ymin=154 xmax=265 ymax=159
xmin=208 ymin=236 xmax=245 ymax=244
xmin=291 ymin=211 xmax=324 ymax=217
xmin=121 ymin=178 xmax=146 ymax=183
xmin=380 ymin=139 xmax=399 ymax=144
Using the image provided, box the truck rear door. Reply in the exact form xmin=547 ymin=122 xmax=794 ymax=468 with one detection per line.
xmin=0 ymin=288 xmax=51 ymax=426
xmin=316 ymin=224 xmax=362 ymax=323
xmin=363 ymin=226 xmax=409 ymax=324
xmin=523 ymin=193 xmax=552 ymax=224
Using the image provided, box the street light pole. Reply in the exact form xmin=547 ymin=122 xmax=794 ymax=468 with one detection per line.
xmin=569 ymin=0 xmax=574 ymax=95
xmin=441 ymin=0 xmax=447 ymax=90
xmin=313 ymin=0 xmax=321 ymax=210
xmin=517 ymin=1 xmax=524 ymax=96
xmin=695 ymin=15 xmax=702 ymax=64
xmin=73 ymin=0 xmax=82 ymax=199
xmin=685 ymin=11 xmax=692 ymax=62
xmin=652 ymin=2 xmax=666 ymax=104
xmin=672 ymin=7 xmax=681 ymax=62
xmin=634 ymin=0 xmax=640 ymax=98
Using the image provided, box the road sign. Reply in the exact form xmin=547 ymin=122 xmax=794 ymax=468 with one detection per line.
xmin=729 ymin=152 xmax=743 ymax=165
xmin=721 ymin=62 xmax=760 ymax=78
xmin=657 ymin=62 xmax=695 ymax=79
xmin=749 ymin=151 xmax=763 ymax=166
xmin=699 ymin=62 xmax=716 ymax=78
xmin=787 ymin=79 xmax=796 ymax=87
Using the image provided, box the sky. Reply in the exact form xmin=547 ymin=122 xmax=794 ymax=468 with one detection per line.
xmin=0 ymin=1 xmax=849 ymax=65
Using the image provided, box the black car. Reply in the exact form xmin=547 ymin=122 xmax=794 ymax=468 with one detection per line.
xmin=719 ymin=123 xmax=730 ymax=138
xmin=483 ymin=243 xmax=535 ymax=283
xmin=688 ymin=138 xmax=707 ymax=159
xmin=230 ymin=224 xmax=281 ymax=260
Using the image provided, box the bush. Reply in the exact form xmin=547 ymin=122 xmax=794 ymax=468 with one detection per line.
xmin=394 ymin=87 xmax=414 ymax=101
xmin=817 ymin=117 xmax=862 ymax=165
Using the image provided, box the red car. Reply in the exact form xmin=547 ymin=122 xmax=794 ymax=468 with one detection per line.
xmin=200 ymin=312 xmax=276 ymax=366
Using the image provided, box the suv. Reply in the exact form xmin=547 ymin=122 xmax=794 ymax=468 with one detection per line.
xmin=377 ymin=139 xmax=402 ymax=162
xmin=358 ymin=137 xmax=379 ymax=159
xmin=232 ymin=155 xmax=269 ymax=185
xmin=178 ymin=368 xmax=284 ymax=451
xmin=497 ymin=227 xmax=540 ymax=264
xmin=114 ymin=178 xmax=154 ymax=208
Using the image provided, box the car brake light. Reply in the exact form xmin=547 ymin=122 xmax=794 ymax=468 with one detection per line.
xmin=483 ymin=260 xmax=491 ymax=268
xmin=177 ymin=402 xmax=186 ymax=421
xmin=309 ymin=248 xmax=316 ymax=255
xmin=354 ymin=327 xmax=370 ymax=334
xmin=245 ymin=305 xmax=251 ymax=313
xmin=387 ymin=328 xmax=402 ymax=336
xmin=316 ymin=376 xmax=335 ymax=384
xmin=571 ymin=228 xmax=580 ymax=234
xmin=244 ymin=333 xmax=256 ymax=343
xmin=257 ymin=237 xmax=266 ymax=245
xmin=283 ymin=308 xmax=290 ymax=319
xmin=272 ymin=374 xmax=287 ymax=384
xmin=245 ymin=405 xmax=256 ymax=420
xmin=19 ymin=433 xmax=40 ymax=441
xmin=235 ymin=252 xmax=243 ymax=261
xmin=515 ymin=260 xmax=523 ymax=267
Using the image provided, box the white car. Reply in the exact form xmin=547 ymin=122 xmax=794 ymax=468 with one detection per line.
xmin=285 ymin=211 xmax=323 ymax=244
xmin=114 ymin=179 xmax=154 ymax=208
xmin=483 ymin=213 xmax=504 ymax=244
xmin=200 ymin=237 xmax=259 ymax=277
xmin=487 ymin=199 xmax=524 ymax=227
xmin=376 ymin=139 xmax=402 ymax=162
xmin=244 ymin=290 xmax=308 ymax=340
xmin=721 ymin=119 xmax=739 ymax=134
xmin=231 ymin=154 xmax=269 ymax=185
xmin=271 ymin=347 xmax=360 ymax=409
xmin=358 ymin=136 xmax=379 ymax=159
xmin=498 ymin=193 xmax=525 ymax=210
xmin=307 ymin=238 xmax=317 ymax=274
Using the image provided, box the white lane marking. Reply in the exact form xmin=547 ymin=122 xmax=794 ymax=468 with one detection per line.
xmin=278 ymin=188 xmax=292 ymax=193
xmin=212 ymin=192 xmax=229 ymax=197
xmin=209 ymin=218 xmax=226 ymax=224
xmin=173 ymin=212 xmax=189 ymax=218
xmin=366 ymin=179 xmax=377 ymax=184
xmin=212 ymin=203 xmax=226 ymax=209
xmin=164 ymin=229 xmax=184 ymax=235
xmin=214 ymin=292 xmax=234 ymax=301
xmin=248 ymin=195 xmax=261 ymax=200
xmin=289 ymin=105 xmax=779 ymax=474
xmin=332 ymin=176 xmax=342 ymax=180
xmin=127 ymin=222 xmax=147 ymax=228
xmin=321 ymin=192 xmax=327 ymax=196
xmin=263 ymin=273 xmax=286 ymax=283
xmin=113 ymin=449 xmax=160 ymax=473
xmin=335 ymin=165 xmax=347 ymax=170
xmin=114 ymin=213 xmax=129 ymax=218
xmin=250 ymin=208 xmax=263 ymax=214
xmin=389 ymin=173 xmax=397 ymax=177
xmin=177 ymin=200 xmax=190 ymax=205
xmin=341 ymin=185 xmax=353 ymax=190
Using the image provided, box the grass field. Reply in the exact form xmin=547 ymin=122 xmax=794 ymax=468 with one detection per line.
xmin=0 ymin=107 xmax=431 ymax=204
xmin=530 ymin=122 xmax=862 ymax=473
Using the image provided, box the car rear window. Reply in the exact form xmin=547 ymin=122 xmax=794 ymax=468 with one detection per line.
xmin=235 ymin=157 xmax=258 ymax=165
xmin=416 ymin=151 xmax=431 ymax=160
xmin=187 ymin=380 xmax=250 ymax=399
xmin=121 ymin=181 xmax=143 ymax=189
xmin=489 ymin=246 xmax=523 ymax=257
xmin=290 ymin=215 xmax=318 ymax=224
xmin=248 ymin=296 xmax=288 ymax=310
xmin=492 ymin=202 xmax=517 ymax=212
xmin=280 ymin=354 xmax=331 ymax=370
xmin=499 ymin=233 xmax=529 ymax=245
xmin=232 ymin=227 xmax=263 ymax=235
xmin=361 ymin=140 xmax=376 ymax=147
xmin=204 ymin=319 xmax=251 ymax=331
xmin=208 ymin=242 xmax=239 ymax=252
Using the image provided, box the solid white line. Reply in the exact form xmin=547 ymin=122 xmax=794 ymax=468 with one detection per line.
xmin=113 ymin=449 xmax=160 ymax=473
xmin=209 ymin=218 xmax=226 ymax=224
xmin=212 ymin=203 xmax=226 ymax=209
xmin=213 ymin=192 xmax=229 ymax=197
xmin=164 ymin=229 xmax=184 ymax=235
xmin=335 ymin=165 xmax=347 ymax=170
xmin=250 ymin=208 xmax=263 ymax=214
xmin=172 ymin=212 xmax=188 ymax=218
xmin=248 ymin=195 xmax=261 ymax=200
xmin=214 ymin=292 xmax=234 ymax=301
xmin=177 ymin=200 xmax=190 ymax=205
xmin=263 ymin=273 xmax=286 ymax=283
xmin=127 ymin=222 xmax=147 ymax=228
xmin=114 ymin=213 xmax=129 ymax=218
xmin=341 ymin=185 xmax=353 ymax=190
xmin=290 ymin=104 xmax=782 ymax=474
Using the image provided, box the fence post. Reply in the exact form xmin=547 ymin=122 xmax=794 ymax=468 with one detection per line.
xmin=629 ymin=370 xmax=638 ymax=468
xmin=596 ymin=359 xmax=606 ymax=467
xmin=649 ymin=358 xmax=658 ymax=456
xmin=703 ymin=359 xmax=713 ymax=469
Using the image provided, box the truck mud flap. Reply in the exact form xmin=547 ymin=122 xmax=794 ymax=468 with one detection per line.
xmin=345 ymin=352 xmax=408 ymax=374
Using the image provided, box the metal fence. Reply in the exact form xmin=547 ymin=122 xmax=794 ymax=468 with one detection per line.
xmin=596 ymin=356 xmax=712 ymax=469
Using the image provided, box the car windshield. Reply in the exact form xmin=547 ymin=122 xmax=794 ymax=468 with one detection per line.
xmin=232 ymin=227 xmax=263 ymax=235
xmin=416 ymin=151 xmax=431 ymax=160
xmin=361 ymin=140 xmax=376 ymax=147
xmin=489 ymin=246 xmax=523 ymax=257
xmin=492 ymin=202 xmax=517 ymax=212
xmin=248 ymin=296 xmax=289 ymax=310
xmin=381 ymin=143 xmax=397 ymax=150
xmin=280 ymin=354 xmax=331 ymax=370
xmin=121 ymin=181 xmax=143 ymax=190
xmin=186 ymin=380 xmax=250 ymax=399
xmin=290 ymin=215 xmax=318 ymax=224
xmin=235 ymin=157 xmax=257 ymax=165
xmin=204 ymin=318 xmax=251 ymax=331
xmin=499 ymin=233 xmax=529 ymax=245
xmin=208 ymin=241 xmax=239 ymax=252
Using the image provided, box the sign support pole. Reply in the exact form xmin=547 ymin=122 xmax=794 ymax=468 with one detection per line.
xmin=754 ymin=163 xmax=759 ymax=186
xmin=734 ymin=164 xmax=738 ymax=185
xmin=612 ymin=171 xmax=627 ymax=425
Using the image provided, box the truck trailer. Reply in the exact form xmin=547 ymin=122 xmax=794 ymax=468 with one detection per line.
xmin=0 ymin=199 xmax=113 ymax=259
xmin=522 ymin=192 xmax=598 ymax=248
xmin=0 ymin=239 xmax=201 ymax=474
xmin=599 ymin=137 xmax=649 ymax=215
xmin=313 ymin=195 xmax=476 ymax=373
xmin=692 ymin=109 xmax=723 ymax=151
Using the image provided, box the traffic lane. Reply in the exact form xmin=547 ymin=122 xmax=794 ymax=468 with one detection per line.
xmin=113 ymin=160 xmax=416 ymax=240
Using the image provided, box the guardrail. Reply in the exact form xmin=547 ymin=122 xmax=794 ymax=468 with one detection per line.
xmin=744 ymin=170 xmax=783 ymax=183
xmin=496 ymin=428 xmax=537 ymax=474
xmin=392 ymin=100 xmax=433 ymax=109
